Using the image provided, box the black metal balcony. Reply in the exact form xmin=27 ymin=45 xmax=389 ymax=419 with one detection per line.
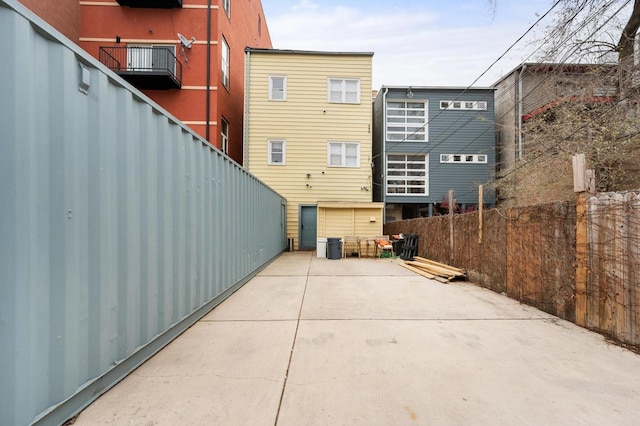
xmin=99 ymin=46 xmax=182 ymax=90
xmin=116 ymin=0 xmax=182 ymax=8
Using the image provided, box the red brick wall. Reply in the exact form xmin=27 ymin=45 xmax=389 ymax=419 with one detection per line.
xmin=79 ymin=0 xmax=272 ymax=164
xmin=19 ymin=0 xmax=79 ymax=43
xmin=217 ymin=0 xmax=272 ymax=162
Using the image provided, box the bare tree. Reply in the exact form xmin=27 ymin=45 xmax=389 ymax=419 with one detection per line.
xmin=617 ymin=0 xmax=640 ymax=94
xmin=494 ymin=1 xmax=640 ymax=206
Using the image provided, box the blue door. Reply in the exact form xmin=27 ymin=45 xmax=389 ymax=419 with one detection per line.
xmin=299 ymin=205 xmax=317 ymax=250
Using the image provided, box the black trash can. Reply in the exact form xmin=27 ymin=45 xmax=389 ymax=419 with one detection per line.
xmin=327 ymin=238 xmax=342 ymax=259
xmin=392 ymin=239 xmax=403 ymax=256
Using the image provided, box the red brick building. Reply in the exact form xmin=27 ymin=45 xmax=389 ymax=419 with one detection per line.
xmin=19 ymin=0 xmax=80 ymax=42
xmin=77 ymin=0 xmax=272 ymax=163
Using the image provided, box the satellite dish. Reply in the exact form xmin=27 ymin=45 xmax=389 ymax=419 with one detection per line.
xmin=177 ymin=33 xmax=195 ymax=48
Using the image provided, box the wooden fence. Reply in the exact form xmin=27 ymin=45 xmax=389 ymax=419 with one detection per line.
xmin=580 ymin=191 xmax=640 ymax=346
xmin=385 ymin=193 xmax=640 ymax=349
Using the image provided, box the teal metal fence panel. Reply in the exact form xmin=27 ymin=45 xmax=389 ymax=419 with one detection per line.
xmin=0 ymin=2 xmax=287 ymax=424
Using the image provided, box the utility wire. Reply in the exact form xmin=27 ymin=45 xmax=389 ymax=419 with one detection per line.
xmin=376 ymin=0 xmax=632 ymax=204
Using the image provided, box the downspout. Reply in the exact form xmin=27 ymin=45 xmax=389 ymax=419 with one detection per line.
xmin=517 ymin=64 xmax=526 ymax=161
xmin=205 ymin=0 xmax=211 ymax=143
xmin=382 ymin=87 xmax=389 ymax=221
xmin=243 ymin=50 xmax=251 ymax=167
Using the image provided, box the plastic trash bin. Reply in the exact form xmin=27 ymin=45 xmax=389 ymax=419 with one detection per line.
xmin=327 ymin=237 xmax=342 ymax=259
xmin=317 ymin=238 xmax=327 ymax=258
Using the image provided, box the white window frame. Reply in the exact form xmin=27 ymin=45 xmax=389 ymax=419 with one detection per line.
xmin=440 ymin=154 xmax=488 ymax=164
xmin=222 ymin=0 xmax=230 ymax=18
xmin=327 ymin=78 xmax=361 ymax=104
xmin=386 ymin=100 xmax=428 ymax=142
xmin=221 ymin=36 xmax=229 ymax=89
xmin=386 ymin=154 xmax=428 ymax=196
xmin=220 ymin=117 xmax=229 ymax=154
xmin=440 ymin=100 xmax=487 ymax=110
xmin=327 ymin=142 xmax=360 ymax=168
xmin=268 ymin=75 xmax=287 ymax=101
xmin=268 ymin=139 xmax=286 ymax=165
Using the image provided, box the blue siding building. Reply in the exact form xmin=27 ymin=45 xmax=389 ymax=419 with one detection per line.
xmin=373 ymin=86 xmax=496 ymax=221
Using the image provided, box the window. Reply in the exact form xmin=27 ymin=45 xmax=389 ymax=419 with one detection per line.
xmin=268 ymin=140 xmax=286 ymax=165
xmin=269 ymin=76 xmax=287 ymax=101
xmin=327 ymin=142 xmax=360 ymax=167
xmin=386 ymin=154 xmax=428 ymax=195
xmin=386 ymin=101 xmax=427 ymax=141
xmin=222 ymin=0 xmax=230 ymax=18
xmin=221 ymin=37 xmax=229 ymax=89
xmin=221 ymin=117 xmax=229 ymax=154
xmin=440 ymin=100 xmax=487 ymax=110
xmin=328 ymin=78 xmax=360 ymax=103
xmin=440 ymin=154 xmax=488 ymax=163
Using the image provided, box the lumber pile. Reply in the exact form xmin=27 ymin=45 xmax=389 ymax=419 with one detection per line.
xmin=400 ymin=256 xmax=466 ymax=283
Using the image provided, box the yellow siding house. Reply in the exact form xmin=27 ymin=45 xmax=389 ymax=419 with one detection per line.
xmin=244 ymin=48 xmax=383 ymax=250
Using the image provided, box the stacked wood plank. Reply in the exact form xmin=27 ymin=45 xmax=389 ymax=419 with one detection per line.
xmin=400 ymin=256 xmax=466 ymax=283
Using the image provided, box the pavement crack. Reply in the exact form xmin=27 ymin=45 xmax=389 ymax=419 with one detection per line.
xmin=273 ymin=256 xmax=311 ymax=425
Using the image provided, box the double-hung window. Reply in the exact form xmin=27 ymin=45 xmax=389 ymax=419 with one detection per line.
xmin=328 ymin=78 xmax=360 ymax=103
xmin=386 ymin=154 xmax=428 ymax=195
xmin=268 ymin=140 xmax=286 ymax=165
xmin=269 ymin=76 xmax=287 ymax=101
xmin=328 ymin=142 xmax=360 ymax=167
xmin=221 ymin=37 xmax=230 ymax=89
xmin=221 ymin=117 xmax=229 ymax=154
xmin=386 ymin=101 xmax=427 ymax=141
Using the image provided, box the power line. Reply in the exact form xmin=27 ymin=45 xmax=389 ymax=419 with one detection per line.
xmin=377 ymin=0 xmax=633 ymax=205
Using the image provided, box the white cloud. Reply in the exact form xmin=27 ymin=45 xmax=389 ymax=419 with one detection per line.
xmin=291 ymin=0 xmax=318 ymax=12
xmin=267 ymin=4 xmax=536 ymax=88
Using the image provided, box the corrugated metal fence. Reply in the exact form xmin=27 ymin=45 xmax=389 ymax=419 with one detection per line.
xmin=0 ymin=2 xmax=287 ymax=425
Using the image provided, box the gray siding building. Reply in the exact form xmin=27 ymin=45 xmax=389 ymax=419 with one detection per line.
xmin=493 ymin=63 xmax=617 ymax=206
xmin=373 ymin=86 xmax=496 ymax=221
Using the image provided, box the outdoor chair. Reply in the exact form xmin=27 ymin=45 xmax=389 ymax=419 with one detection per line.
xmin=359 ymin=237 xmax=377 ymax=257
xmin=342 ymin=236 xmax=360 ymax=258
xmin=374 ymin=235 xmax=393 ymax=258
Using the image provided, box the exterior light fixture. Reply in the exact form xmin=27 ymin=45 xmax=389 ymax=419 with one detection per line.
xmin=406 ymin=87 xmax=414 ymax=99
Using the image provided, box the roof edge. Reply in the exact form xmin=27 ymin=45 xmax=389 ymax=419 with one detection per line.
xmin=245 ymin=47 xmax=374 ymax=57
xmin=492 ymin=62 xmax=618 ymax=86
xmin=380 ymin=85 xmax=495 ymax=91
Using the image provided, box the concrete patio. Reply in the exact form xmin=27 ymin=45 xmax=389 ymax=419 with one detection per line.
xmin=75 ymin=251 xmax=640 ymax=425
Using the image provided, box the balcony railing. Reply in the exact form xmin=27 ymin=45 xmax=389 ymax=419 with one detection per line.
xmin=116 ymin=0 xmax=182 ymax=8
xmin=99 ymin=46 xmax=182 ymax=90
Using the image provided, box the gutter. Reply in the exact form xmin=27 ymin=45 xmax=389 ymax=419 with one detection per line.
xmin=243 ymin=50 xmax=251 ymax=167
xmin=382 ymin=87 xmax=389 ymax=220
xmin=517 ymin=64 xmax=526 ymax=161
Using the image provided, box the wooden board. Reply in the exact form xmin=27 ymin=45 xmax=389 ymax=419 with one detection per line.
xmin=413 ymin=256 xmax=465 ymax=275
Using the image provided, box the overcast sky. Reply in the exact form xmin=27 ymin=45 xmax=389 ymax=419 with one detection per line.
xmin=260 ymin=0 xmax=553 ymax=89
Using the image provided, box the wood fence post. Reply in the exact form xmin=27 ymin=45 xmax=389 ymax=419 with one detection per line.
xmin=575 ymin=194 xmax=587 ymax=327
xmin=449 ymin=189 xmax=454 ymax=263
xmin=478 ymin=185 xmax=483 ymax=245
